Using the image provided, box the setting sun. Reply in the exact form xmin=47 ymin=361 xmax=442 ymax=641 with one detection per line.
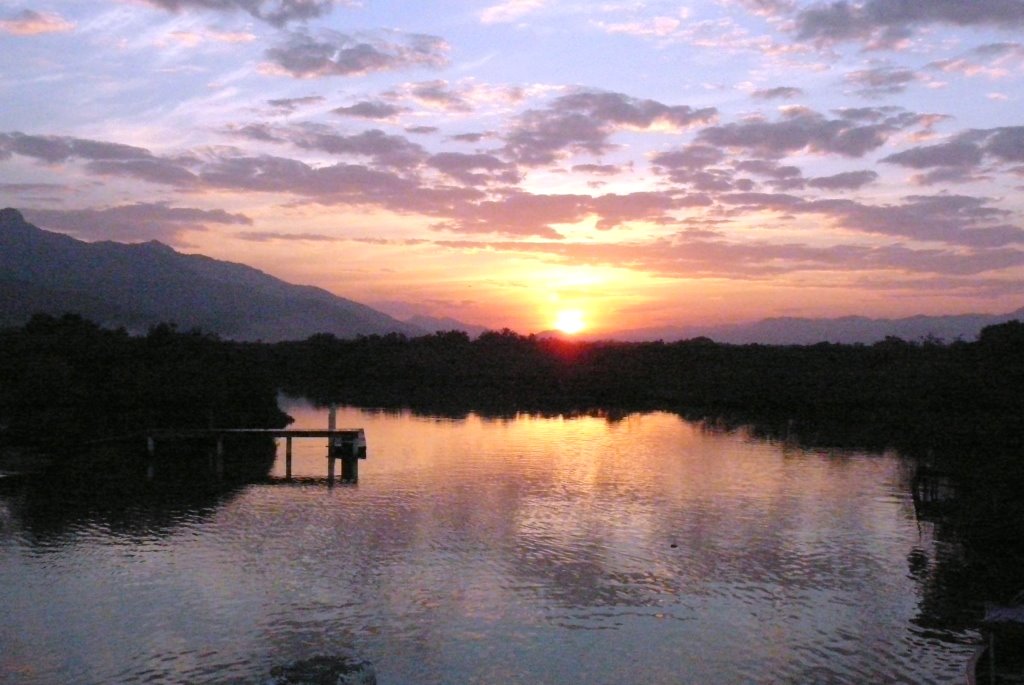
xmin=553 ymin=309 xmax=586 ymax=335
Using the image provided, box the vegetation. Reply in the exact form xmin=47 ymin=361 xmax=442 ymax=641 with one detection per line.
xmin=4 ymin=313 xmax=1021 ymax=457
xmin=0 ymin=313 xmax=289 ymax=450
xmin=270 ymin=324 xmax=1023 ymax=452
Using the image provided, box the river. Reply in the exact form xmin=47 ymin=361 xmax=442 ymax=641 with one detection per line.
xmin=0 ymin=400 xmax=979 ymax=684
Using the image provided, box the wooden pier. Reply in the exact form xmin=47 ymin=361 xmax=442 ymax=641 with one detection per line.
xmin=91 ymin=408 xmax=367 ymax=484
xmin=143 ymin=427 xmax=367 ymax=483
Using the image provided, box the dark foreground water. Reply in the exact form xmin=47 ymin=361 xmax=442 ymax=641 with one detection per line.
xmin=0 ymin=402 xmax=980 ymax=684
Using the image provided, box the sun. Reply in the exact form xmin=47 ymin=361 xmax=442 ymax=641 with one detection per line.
xmin=553 ymin=309 xmax=586 ymax=335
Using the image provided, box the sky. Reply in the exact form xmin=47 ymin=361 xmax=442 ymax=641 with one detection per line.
xmin=2 ymin=0 xmax=1024 ymax=335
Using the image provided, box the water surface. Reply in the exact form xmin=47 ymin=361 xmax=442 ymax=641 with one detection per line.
xmin=0 ymin=402 xmax=978 ymax=683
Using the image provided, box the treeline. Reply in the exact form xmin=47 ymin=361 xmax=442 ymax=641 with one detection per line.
xmin=3 ymin=313 xmax=1023 ymax=459
xmin=270 ymin=324 xmax=1024 ymax=454
xmin=0 ymin=313 xmax=289 ymax=449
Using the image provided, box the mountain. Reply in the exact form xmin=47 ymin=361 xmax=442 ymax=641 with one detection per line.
xmin=405 ymin=314 xmax=489 ymax=338
xmin=605 ymin=309 xmax=1024 ymax=345
xmin=0 ymin=208 xmax=423 ymax=341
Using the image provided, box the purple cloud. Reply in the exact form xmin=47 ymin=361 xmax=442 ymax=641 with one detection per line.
xmin=265 ymin=31 xmax=448 ymax=78
xmin=267 ymin=95 xmax=325 ymax=113
xmin=24 ymin=203 xmax=251 ymax=242
xmin=845 ymin=66 xmax=919 ymax=97
xmin=880 ymin=127 xmax=1024 ymax=183
xmin=807 ymin=170 xmax=878 ymax=190
xmin=332 ymin=101 xmax=406 ymax=119
xmin=427 ymin=152 xmax=519 ymax=185
xmin=795 ymin=0 xmax=1024 ymax=46
xmin=505 ymin=90 xmax=716 ymax=165
xmin=751 ymin=86 xmax=804 ymax=100
xmin=141 ymin=0 xmax=341 ymax=26
xmin=697 ymin=107 xmax=920 ymax=158
xmin=882 ymin=140 xmax=985 ymax=169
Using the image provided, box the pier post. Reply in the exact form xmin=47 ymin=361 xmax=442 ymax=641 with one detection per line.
xmin=214 ymin=436 xmax=224 ymax=478
xmin=341 ymin=455 xmax=358 ymax=483
xmin=285 ymin=437 xmax=293 ymax=480
xmin=327 ymin=404 xmax=338 ymax=483
xmin=146 ymin=436 xmax=156 ymax=480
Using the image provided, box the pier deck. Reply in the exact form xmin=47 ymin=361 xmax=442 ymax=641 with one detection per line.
xmin=135 ymin=427 xmax=367 ymax=483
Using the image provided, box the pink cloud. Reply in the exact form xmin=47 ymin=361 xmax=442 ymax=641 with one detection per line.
xmin=0 ymin=9 xmax=73 ymax=36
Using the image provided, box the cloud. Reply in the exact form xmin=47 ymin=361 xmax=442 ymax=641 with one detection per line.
xmin=431 ymin=191 xmax=582 ymax=238
xmin=85 ymin=159 xmax=200 ymax=186
xmin=435 ymin=189 xmax=709 ymax=238
xmin=264 ymin=30 xmax=449 ymax=78
xmin=162 ymin=28 xmax=256 ymax=47
xmin=8 ymin=125 xmax=1020 ymax=259
xmin=505 ymin=90 xmax=717 ymax=165
xmin=0 ymin=132 xmax=201 ymax=187
xmin=880 ymin=127 xmax=1024 ymax=182
xmin=141 ymin=0 xmax=342 ymax=26
xmin=651 ymin=146 xmax=741 ymax=190
xmin=751 ymin=86 xmax=804 ymax=100
xmin=882 ymin=139 xmax=984 ymax=169
xmin=390 ymin=79 xmax=526 ymax=114
xmin=0 ymin=132 xmax=151 ymax=163
xmin=844 ymin=66 xmax=919 ymax=97
xmin=794 ymin=0 xmax=1024 ymax=47
xmin=696 ymin=106 xmax=920 ymax=158
xmin=652 ymin=145 xmax=726 ymax=172
xmin=432 ymin=233 xmax=1024 ymax=280
xmin=927 ymin=43 xmax=1024 ymax=79
xmin=267 ymin=95 xmax=325 ymax=113
xmin=195 ymin=151 xmax=484 ymax=216
xmin=450 ymin=132 xmax=492 ymax=143
xmin=572 ymin=163 xmax=625 ymax=176
xmin=801 ymin=194 xmax=1024 ymax=247
xmin=0 ymin=182 xmax=66 ymax=192
xmin=479 ymin=0 xmax=545 ymax=24
xmin=426 ymin=152 xmax=520 ymax=185
xmin=406 ymin=80 xmax=474 ymax=112
xmin=0 ymin=9 xmax=74 ymax=35
xmin=807 ymin=170 xmax=878 ymax=189
xmin=24 ymin=203 xmax=250 ymax=242
xmin=734 ymin=159 xmax=802 ymax=178
xmin=236 ymin=230 xmax=341 ymax=242
xmin=332 ymin=101 xmax=406 ymax=119
xmin=226 ymin=123 xmax=287 ymax=143
xmin=985 ymin=126 xmax=1024 ymax=162
xmin=251 ymin=124 xmax=428 ymax=168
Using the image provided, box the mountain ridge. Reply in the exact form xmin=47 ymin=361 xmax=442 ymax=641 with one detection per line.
xmin=3 ymin=208 xmax=1020 ymax=344
xmin=0 ymin=208 xmax=423 ymax=341
xmin=600 ymin=309 xmax=1024 ymax=345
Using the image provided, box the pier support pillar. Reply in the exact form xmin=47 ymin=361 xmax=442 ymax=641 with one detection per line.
xmin=146 ymin=436 xmax=156 ymax=481
xmin=214 ymin=437 xmax=224 ymax=478
xmin=341 ymin=456 xmax=358 ymax=483
xmin=285 ymin=437 xmax=293 ymax=480
xmin=327 ymin=454 xmax=336 ymax=485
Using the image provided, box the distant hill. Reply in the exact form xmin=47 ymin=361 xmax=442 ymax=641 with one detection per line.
xmin=605 ymin=309 xmax=1024 ymax=345
xmin=0 ymin=208 xmax=423 ymax=341
xmin=406 ymin=314 xmax=489 ymax=338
